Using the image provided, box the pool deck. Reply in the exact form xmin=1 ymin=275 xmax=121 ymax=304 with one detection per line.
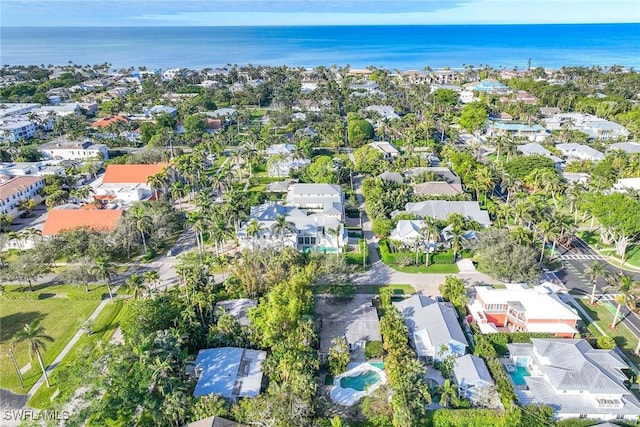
xmin=329 ymin=362 xmax=387 ymax=406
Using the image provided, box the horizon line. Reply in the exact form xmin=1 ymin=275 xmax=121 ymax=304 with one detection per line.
xmin=3 ymin=21 xmax=639 ymax=28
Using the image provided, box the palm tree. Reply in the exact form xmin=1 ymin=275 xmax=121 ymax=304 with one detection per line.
xmin=419 ymin=217 xmax=440 ymax=266
xmin=143 ymin=270 xmax=161 ymax=291
xmin=604 ymin=272 xmax=639 ymax=329
xmin=438 ymin=378 xmax=459 ymax=408
xmin=585 ymin=262 xmax=606 ymax=305
xmin=246 ymin=218 xmax=263 ymax=250
xmin=93 ymin=256 xmax=116 ymax=302
xmin=328 ymin=225 xmax=342 ymax=252
xmin=449 ymin=228 xmax=468 ymax=261
xmin=132 ymin=206 xmax=152 ymax=253
xmin=169 ymin=181 xmax=186 ymax=208
xmin=271 ymin=214 xmax=296 ymax=249
xmin=13 ymin=320 xmax=54 ymax=387
xmin=126 ymin=273 xmax=148 ymax=299
xmin=536 ymin=220 xmax=559 ymax=263
xmin=210 ymin=219 xmax=232 ymax=256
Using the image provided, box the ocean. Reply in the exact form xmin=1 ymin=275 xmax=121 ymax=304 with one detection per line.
xmin=1 ymin=24 xmax=639 ymax=70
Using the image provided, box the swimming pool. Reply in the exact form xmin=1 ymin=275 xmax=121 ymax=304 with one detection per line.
xmin=340 ymin=370 xmax=381 ymax=391
xmin=507 ymin=364 xmax=531 ymax=386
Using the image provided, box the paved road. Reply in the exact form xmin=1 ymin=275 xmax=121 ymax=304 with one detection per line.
xmin=553 ymin=237 xmax=640 ymax=341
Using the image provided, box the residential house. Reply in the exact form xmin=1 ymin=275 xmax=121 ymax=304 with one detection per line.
xmin=613 ymin=177 xmax=640 ymax=193
xmin=192 ymin=347 xmax=266 ymax=400
xmin=377 ymin=171 xmax=404 ymax=184
xmin=162 ymin=68 xmax=184 ymax=79
xmin=401 ymin=70 xmax=430 ymax=84
xmin=91 ymin=115 xmax=129 ymax=129
xmin=267 ymin=157 xmax=310 ymax=178
xmin=215 ymin=299 xmax=257 ymax=326
xmin=402 ymin=200 xmax=491 ymax=226
xmin=430 ymin=69 xmax=461 ymax=85
xmin=540 ymin=107 xmax=561 ymax=118
xmin=545 ymin=113 xmax=630 ymax=141
xmin=607 ymin=142 xmax=640 ymax=154
xmin=556 ymin=143 xmax=604 ymax=162
xmin=513 ymin=91 xmax=538 ymax=105
xmin=393 ymin=294 xmax=468 ymax=362
xmin=473 ymin=79 xmax=510 ymax=94
xmin=468 ymin=284 xmax=580 ymax=337
xmin=413 ymin=182 xmax=464 ymax=196
xmin=144 ymin=105 xmax=177 ymax=117
xmin=0 ymin=162 xmax=65 ymax=177
xmin=516 ymin=142 xmax=563 ymax=166
xmin=207 ymin=108 xmax=237 ymax=122
xmin=507 ymin=339 xmax=640 ymax=421
xmin=265 ymin=180 xmax=295 ymax=193
xmin=38 ymin=139 xmax=109 ymax=161
xmin=404 ymin=167 xmax=461 ymax=184
xmin=317 ymin=297 xmax=382 ymax=362
xmin=265 ymin=143 xmax=295 ymax=157
xmin=285 ymin=183 xmax=344 ymax=220
xmin=0 ymin=120 xmax=37 ymax=142
xmin=237 ymin=202 xmax=345 ymax=253
xmin=94 ymin=163 xmax=169 ymax=203
xmin=0 ymin=103 xmax=40 ymax=118
xmin=486 ymin=121 xmax=548 ymax=142
xmin=562 ymin=172 xmax=590 ymax=185
xmin=369 ymin=141 xmax=400 ymax=160
xmin=365 ymin=105 xmax=400 ymax=121
xmin=390 ymin=220 xmax=427 ymax=247
xmin=0 ymin=175 xmax=45 ymax=217
xmin=453 ymin=354 xmax=497 ymax=407
xmin=41 ymin=207 xmax=124 ymax=236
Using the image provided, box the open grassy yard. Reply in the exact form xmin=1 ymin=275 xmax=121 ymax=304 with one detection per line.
xmin=28 ymin=300 xmax=127 ymax=409
xmin=0 ymin=290 xmax=101 ymax=393
xmin=574 ymin=297 xmax=640 ymax=368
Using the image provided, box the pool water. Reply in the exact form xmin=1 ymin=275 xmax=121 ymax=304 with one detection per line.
xmin=340 ymin=370 xmax=381 ymax=391
xmin=508 ymin=365 xmax=531 ymax=386
xmin=370 ymin=362 xmax=384 ymax=370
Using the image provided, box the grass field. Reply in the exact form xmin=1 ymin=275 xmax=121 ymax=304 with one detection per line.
xmin=27 ymin=300 xmax=128 ymax=409
xmin=574 ymin=298 xmax=640 ymax=368
xmin=0 ymin=297 xmax=100 ymax=392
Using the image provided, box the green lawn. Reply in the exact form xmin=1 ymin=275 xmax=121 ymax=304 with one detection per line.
xmin=392 ymin=263 xmax=460 ymax=274
xmin=573 ymin=298 xmax=640 ymax=368
xmin=27 ymin=300 xmax=127 ymax=409
xmin=0 ymin=297 xmax=101 ymax=392
xmin=578 ymin=231 xmax=640 ymax=268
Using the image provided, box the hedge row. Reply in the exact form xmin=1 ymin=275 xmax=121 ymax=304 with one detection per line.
xmin=432 ymin=408 xmax=508 ymax=427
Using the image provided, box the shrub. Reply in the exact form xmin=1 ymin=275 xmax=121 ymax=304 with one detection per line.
xmin=432 ymin=408 xmax=508 ymax=427
xmin=365 ymin=341 xmax=384 ymax=359
xmin=431 ymin=251 xmax=455 ymax=264
xmin=597 ymin=335 xmax=616 ymax=350
xmin=327 ymin=337 xmax=350 ymax=375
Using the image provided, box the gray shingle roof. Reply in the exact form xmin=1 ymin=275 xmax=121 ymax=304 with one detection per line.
xmin=404 ymin=200 xmax=491 ymax=226
xmin=453 ymin=354 xmax=494 ymax=388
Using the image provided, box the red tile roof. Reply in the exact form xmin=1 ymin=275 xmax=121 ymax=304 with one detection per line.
xmin=102 ymin=163 xmax=168 ymax=184
xmin=42 ymin=209 xmax=123 ymax=236
xmin=91 ymin=115 xmax=129 ymax=128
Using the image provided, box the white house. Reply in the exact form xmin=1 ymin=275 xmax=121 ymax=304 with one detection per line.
xmin=237 ymin=202 xmax=345 ymax=253
xmin=613 ymin=177 xmax=640 ymax=193
xmin=393 ymin=294 xmax=468 ymax=362
xmin=545 ymin=113 xmax=630 ymax=141
xmin=507 ymin=339 xmax=640 ymax=421
xmin=453 ymin=354 xmax=497 ymax=407
xmin=607 ymin=142 xmax=640 ymax=154
xmin=0 ymin=162 xmax=65 ymax=177
xmin=517 ymin=142 xmax=563 ymax=165
xmin=365 ymin=105 xmax=400 ymax=121
xmin=556 ymin=143 xmax=604 ymax=162
xmin=486 ymin=121 xmax=548 ymax=142
xmin=0 ymin=175 xmax=45 ymax=217
xmin=402 ymin=200 xmax=491 ymax=226
xmin=265 ymin=143 xmax=295 ymax=157
xmin=369 ymin=141 xmax=400 ymax=159
xmin=285 ymin=183 xmax=344 ymax=220
xmin=0 ymin=103 xmax=40 ymax=118
xmin=0 ymin=120 xmax=37 ymax=143
xmin=38 ymin=139 xmax=109 ymax=161
xmin=267 ymin=158 xmax=310 ymax=178
xmin=94 ymin=163 xmax=168 ymax=203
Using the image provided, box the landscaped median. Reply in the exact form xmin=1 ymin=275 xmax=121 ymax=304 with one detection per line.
xmin=571 ymin=296 xmax=640 ymax=368
xmin=378 ymin=238 xmax=460 ymax=274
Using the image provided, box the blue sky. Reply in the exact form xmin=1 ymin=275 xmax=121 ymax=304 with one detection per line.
xmin=2 ymin=0 xmax=639 ymax=26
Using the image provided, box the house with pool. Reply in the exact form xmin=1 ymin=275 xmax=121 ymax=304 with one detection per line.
xmin=394 ymin=294 xmax=468 ymax=363
xmin=505 ymin=339 xmax=640 ymax=422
